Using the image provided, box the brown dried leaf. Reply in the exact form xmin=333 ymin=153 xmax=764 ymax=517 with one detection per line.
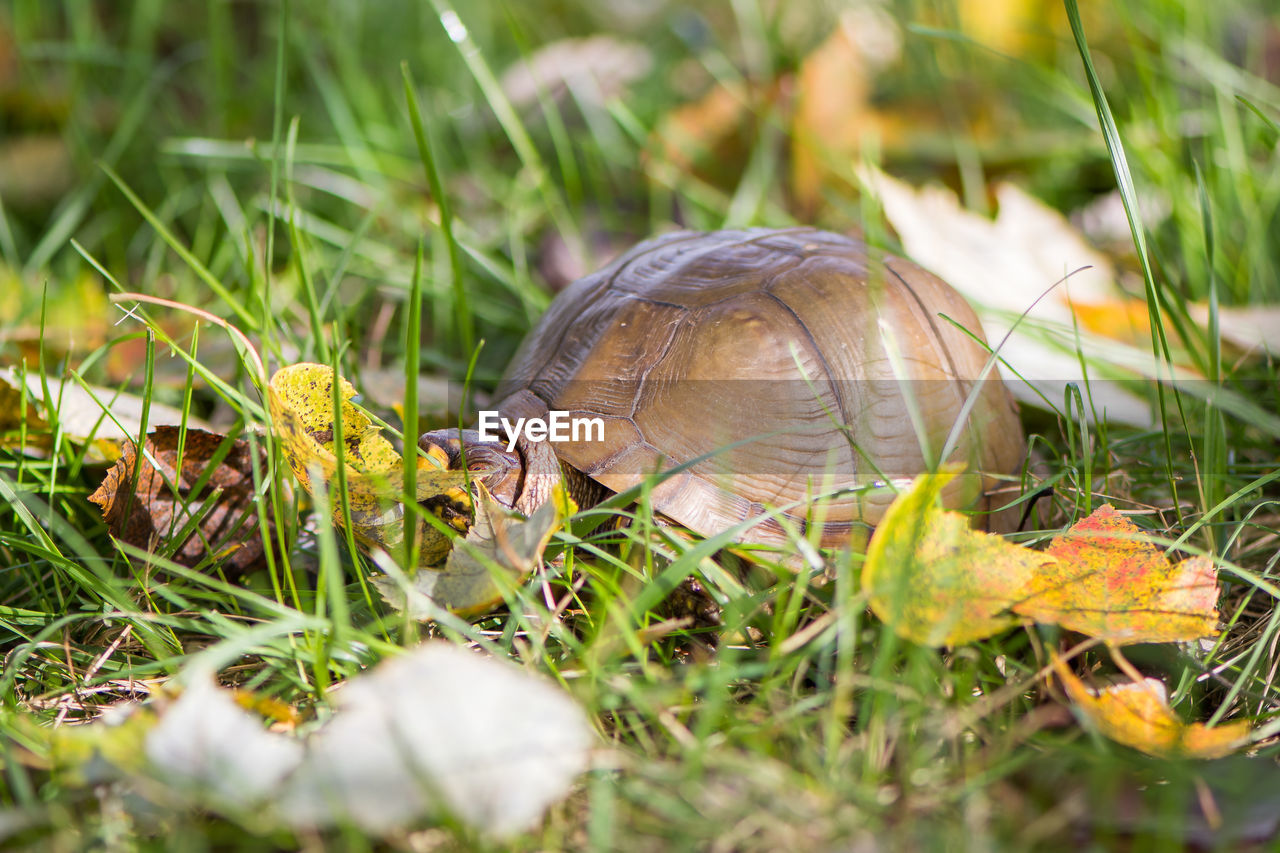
xmin=88 ymin=426 xmax=272 ymax=575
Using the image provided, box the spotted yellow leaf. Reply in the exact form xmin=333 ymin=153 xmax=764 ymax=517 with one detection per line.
xmin=862 ymin=467 xmax=1051 ymax=646
xmin=1017 ymin=505 xmax=1220 ymax=644
xmin=267 ymin=363 xmax=466 ymax=567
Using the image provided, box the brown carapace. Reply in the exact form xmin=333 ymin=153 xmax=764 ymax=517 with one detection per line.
xmin=423 ymin=227 xmax=1026 ymax=548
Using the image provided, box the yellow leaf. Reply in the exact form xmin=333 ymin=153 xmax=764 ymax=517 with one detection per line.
xmin=232 ymin=688 xmax=302 ymax=730
xmin=1015 ymin=504 xmax=1220 ymax=644
xmin=956 ymin=0 xmax=1042 ymax=57
xmin=865 ymin=482 xmax=1221 ymax=648
xmin=267 ymin=363 xmax=466 ymax=566
xmin=863 ymin=468 xmax=1051 ymax=646
xmin=1069 ymin=298 xmax=1153 ymax=346
xmin=1054 ymin=658 xmax=1249 ymax=759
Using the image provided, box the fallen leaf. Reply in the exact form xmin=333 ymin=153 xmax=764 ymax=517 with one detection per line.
xmin=373 ymin=483 xmax=570 ymax=617
xmin=854 ymin=168 xmax=1275 ymax=371
xmin=859 ymin=166 xmax=1117 ymax=317
xmin=862 ymin=467 xmax=1052 ymax=646
xmin=864 ymin=480 xmax=1220 ymax=647
xmin=269 ymin=363 xmax=568 ymax=616
xmin=1188 ymin=303 xmax=1280 ymax=355
xmin=1068 ymin=298 xmax=1153 ymax=346
xmin=88 ymin=426 xmax=274 ymax=575
xmin=1073 ymin=187 xmax=1172 ymax=251
xmin=53 ymin=645 xmax=592 ymax=837
xmin=500 ymin=35 xmax=651 ymax=111
xmin=278 ymin=643 xmax=593 ymax=837
xmin=857 ymin=166 xmax=1176 ymax=426
xmin=267 ymin=362 xmax=466 ymax=566
xmin=2 ymin=366 xmax=213 ymax=461
xmin=1054 ymin=658 xmax=1250 ymax=759
xmin=232 ymin=689 xmax=303 ymax=731
xmin=145 ymin=678 xmax=305 ymax=808
xmin=1017 ymin=504 xmax=1220 ymax=644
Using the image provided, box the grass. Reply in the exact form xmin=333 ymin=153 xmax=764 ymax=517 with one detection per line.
xmin=2 ymin=0 xmax=1280 ymax=848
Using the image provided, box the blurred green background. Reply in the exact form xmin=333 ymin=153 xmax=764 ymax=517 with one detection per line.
xmin=2 ymin=0 xmax=1276 ymax=386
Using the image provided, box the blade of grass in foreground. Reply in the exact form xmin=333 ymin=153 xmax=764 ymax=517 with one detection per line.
xmin=1063 ymin=0 xmax=1187 ymax=520
xmin=263 ymin=0 xmax=290 ymax=346
xmin=402 ymin=63 xmax=473 ymax=357
xmin=1237 ymin=95 xmax=1280 ymax=138
xmin=401 ymin=241 xmax=424 ymax=646
xmin=1194 ymin=162 xmax=1226 ymax=553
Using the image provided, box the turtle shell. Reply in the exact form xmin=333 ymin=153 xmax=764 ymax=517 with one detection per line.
xmin=496 ymin=227 xmax=1024 ymax=546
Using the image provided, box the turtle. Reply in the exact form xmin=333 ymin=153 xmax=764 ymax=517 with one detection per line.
xmin=421 ymin=227 xmax=1026 ymax=548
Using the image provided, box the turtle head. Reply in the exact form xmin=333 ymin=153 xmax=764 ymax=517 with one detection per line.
xmin=418 ymin=428 xmax=525 ymax=509
xmin=420 ymin=391 xmax=568 ymax=516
